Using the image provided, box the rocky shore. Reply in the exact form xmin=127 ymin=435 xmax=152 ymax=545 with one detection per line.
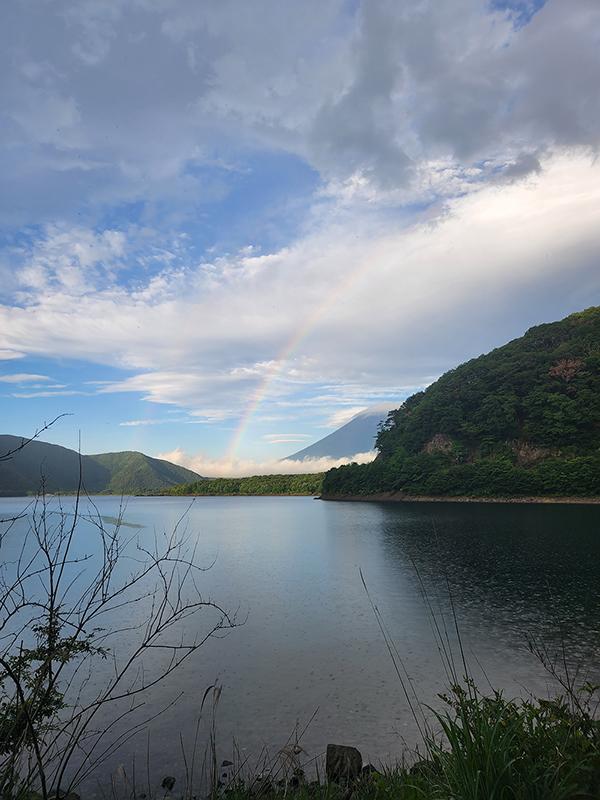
xmin=320 ymin=492 xmax=600 ymax=504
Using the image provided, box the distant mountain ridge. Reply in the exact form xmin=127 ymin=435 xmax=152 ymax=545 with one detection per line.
xmin=286 ymin=406 xmax=394 ymax=461
xmin=0 ymin=436 xmax=202 ymax=496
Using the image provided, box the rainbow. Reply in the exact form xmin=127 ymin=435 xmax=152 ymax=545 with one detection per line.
xmin=226 ymin=251 xmax=372 ymax=459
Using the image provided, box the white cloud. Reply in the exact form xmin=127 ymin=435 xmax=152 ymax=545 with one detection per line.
xmin=11 ymin=390 xmax=85 ymax=398
xmin=27 ymin=384 xmax=67 ymax=389
xmin=0 ymin=373 xmax=53 ymax=384
xmin=1 ymin=1 xmax=600 ymax=222
xmin=119 ymin=418 xmax=173 ymax=427
xmin=324 ymin=406 xmax=368 ymax=429
xmin=263 ymin=433 xmax=312 ymax=444
xmin=16 ymin=224 xmax=126 ymax=298
xmin=0 ymin=151 xmax=598 ymax=430
xmin=0 ymin=1 xmax=598 ymax=458
xmin=159 ymin=448 xmax=377 ymax=478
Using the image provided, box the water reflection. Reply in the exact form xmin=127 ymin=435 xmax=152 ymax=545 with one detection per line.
xmin=375 ymin=502 xmax=600 ymax=662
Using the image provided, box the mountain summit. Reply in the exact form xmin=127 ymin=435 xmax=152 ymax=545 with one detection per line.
xmin=286 ymin=406 xmax=394 ymax=461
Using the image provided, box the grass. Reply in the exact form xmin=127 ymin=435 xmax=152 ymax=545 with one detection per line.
xmin=14 ymin=671 xmax=600 ymax=800
xmin=213 ymin=681 xmax=600 ymax=800
xmin=202 ymin=571 xmax=600 ymax=800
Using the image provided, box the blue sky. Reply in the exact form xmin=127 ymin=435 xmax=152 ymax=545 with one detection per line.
xmin=1 ymin=0 xmax=599 ymax=475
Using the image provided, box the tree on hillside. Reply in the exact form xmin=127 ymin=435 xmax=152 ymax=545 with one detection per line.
xmin=325 ymin=308 xmax=600 ymax=498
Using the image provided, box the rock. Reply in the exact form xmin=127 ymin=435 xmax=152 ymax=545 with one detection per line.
xmin=325 ymin=743 xmax=362 ymax=783
xmin=409 ymin=758 xmax=431 ymax=777
xmin=253 ymin=774 xmax=273 ymax=794
xmin=361 ymin=764 xmax=379 ymax=777
xmin=422 ymin=433 xmax=454 ymax=456
xmin=160 ymin=775 xmax=176 ymax=792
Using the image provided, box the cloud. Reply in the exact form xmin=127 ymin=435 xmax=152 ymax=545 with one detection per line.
xmin=10 ymin=390 xmax=85 ymax=399
xmin=159 ymin=448 xmax=377 ymax=478
xmin=1 ymin=1 xmax=599 ymax=222
xmin=0 ymin=373 xmax=53 ymax=384
xmin=0 ymin=151 xmax=598 ymax=431
xmin=263 ymin=433 xmax=313 ymax=444
xmin=119 ymin=419 xmax=172 ymax=427
xmin=1 ymin=2 xmax=598 ymax=457
xmin=14 ymin=224 xmax=127 ymax=299
xmin=27 ymin=384 xmax=67 ymax=390
xmin=323 ymin=407 xmax=368 ymax=429
xmin=496 ymin=152 xmax=542 ymax=183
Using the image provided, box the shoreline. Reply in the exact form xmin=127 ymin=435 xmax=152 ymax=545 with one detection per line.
xmin=158 ymin=492 xmax=318 ymax=498
xmin=3 ymin=492 xmax=600 ymax=504
xmin=0 ymin=492 xmax=320 ymax=499
xmin=319 ymin=492 xmax=600 ymax=505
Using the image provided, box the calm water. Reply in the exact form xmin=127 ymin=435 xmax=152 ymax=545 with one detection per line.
xmin=1 ymin=495 xmax=599 ymax=793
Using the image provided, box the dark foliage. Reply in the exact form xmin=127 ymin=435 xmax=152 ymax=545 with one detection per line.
xmin=169 ymin=473 xmax=324 ymax=496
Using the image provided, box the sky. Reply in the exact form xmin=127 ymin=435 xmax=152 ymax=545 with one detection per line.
xmin=1 ymin=0 xmax=599 ymax=475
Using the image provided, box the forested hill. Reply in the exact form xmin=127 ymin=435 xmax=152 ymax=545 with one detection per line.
xmin=0 ymin=436 xmax=202 ymax=496
xmin=323 ymin=307 xmax=600 ymax=498
xmin=168 ymin=473 xmax=323 ymax=496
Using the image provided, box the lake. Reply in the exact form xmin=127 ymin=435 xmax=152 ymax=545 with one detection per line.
xmin=1 ymin=495 xmax=599 ymax=795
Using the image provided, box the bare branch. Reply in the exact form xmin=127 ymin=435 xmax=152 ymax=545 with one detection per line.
xmin=0 ymin=414 xmax=71 ymax=463
xmin=0 ymin=472 xmax=239 ymax=799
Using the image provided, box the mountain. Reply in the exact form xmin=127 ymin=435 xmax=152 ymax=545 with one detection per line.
xmin=286 ymin=406 xmax=393 ymax=461
xmin=323 ymin=307 xmax=600 ymax=498
xmin=0 ymin=436 xmax=202 ymax=496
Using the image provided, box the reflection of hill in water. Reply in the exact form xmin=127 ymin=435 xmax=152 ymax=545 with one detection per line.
xmin=376 ymin=502 xmax=600 ymax=668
